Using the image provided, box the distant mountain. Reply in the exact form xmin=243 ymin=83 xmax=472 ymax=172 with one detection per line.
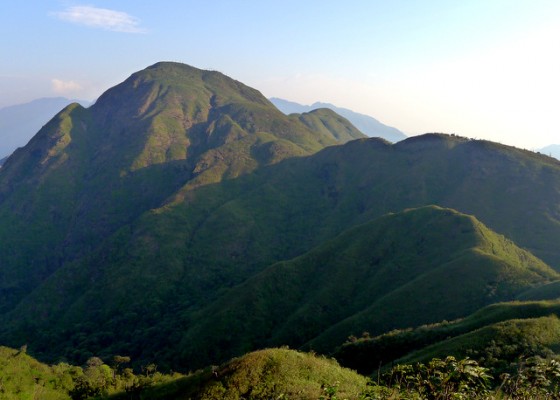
xmin=270 ymin=97 xmax=406 ymax=143
xmin=0 ymin=157 xmax=6 ymax=167
xmin=539 ymin=144 xmax=560 ymax=160
xmin=2 ymin=62 xmax=560 ymax=374
xmin=0 ymin=97 xmax=91 ymax=159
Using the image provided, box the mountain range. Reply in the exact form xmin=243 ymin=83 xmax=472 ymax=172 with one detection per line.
xmin=1 ymin=62 xmax=560 ymax=394
xmin=270 ymin=97 xmax=407 ymax=143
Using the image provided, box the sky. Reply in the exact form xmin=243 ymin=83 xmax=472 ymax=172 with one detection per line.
xmin=1 ymin=1 xmax=559 ymax=149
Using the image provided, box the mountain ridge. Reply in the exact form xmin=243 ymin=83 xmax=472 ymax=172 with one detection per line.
xmin=175 ymin=206 xmax=557 ymax=368
xmin=270 ymin=97 xmax=406 ymax=143
xmin=0 ymin=96 xmax=91 ymax=159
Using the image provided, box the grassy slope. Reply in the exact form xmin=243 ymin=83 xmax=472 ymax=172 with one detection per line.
xmin=335 ymin=299 xmax=560 ymax=374
xmin=171 ymin=206 xmax=557 ymax=369
xmin=3 ymin=132 xmax=560 ymax=371
xmin=396 ymin=315 xmax=560 ymax=367
xmin=0 ymin=346 xmax=75 ymax=400
xmin=517 ymin=280 xmax=560 ymax=300
xmin=295 ymin=108 xmax=367 ymax=143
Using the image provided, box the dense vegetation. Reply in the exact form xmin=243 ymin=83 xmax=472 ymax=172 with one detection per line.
xmin=5 ymin=345 xmax=560 ymax=399
xmin=335 ymin=300 xmax=560 ymax=375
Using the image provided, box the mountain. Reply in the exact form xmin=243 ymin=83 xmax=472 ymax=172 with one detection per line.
xmin=539 ymin=144 xmax=560 ymax=160
xmin=270 ymin=97 xmax=406 ymax=142
xmin=0 ymin=61 xmax=363 ymax=312
xmin=1 ymin=62 xmax=560 ymax=373
xmin=0 ymin=97 xmax=91 ymax=159
xmin=0 ymin=156 xmax=6 ymax=167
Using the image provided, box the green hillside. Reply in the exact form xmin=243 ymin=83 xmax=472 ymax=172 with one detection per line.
xmin=0 ymin=346 xmax=74 ymax=400
xmin=517 ymin=280 xmax=560 ymax=300
xmin=335 ymin=299 xmax=560 ymax=374
xmin=0 ymin=62 xmax=362 ymax=313
xmin=168 ymin=206 xmax=556 ymax=369
xmin=396 ymin=315 xmax=560 ymax=369
xmin=295 ymin=108 xmax=367 ymax=143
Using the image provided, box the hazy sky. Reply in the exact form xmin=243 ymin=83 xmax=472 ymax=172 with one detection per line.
xmin=2 ymin=1 xmax=559 ymax=148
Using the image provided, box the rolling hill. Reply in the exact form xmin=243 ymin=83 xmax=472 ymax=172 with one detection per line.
xmin=395 ymin=315 xmax=560 ymax=371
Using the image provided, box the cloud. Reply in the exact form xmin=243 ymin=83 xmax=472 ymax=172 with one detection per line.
xmin=51 ymin=79 xmax=83 ymax=95
xmin=51 ymin=5 xmax=146 ymax=33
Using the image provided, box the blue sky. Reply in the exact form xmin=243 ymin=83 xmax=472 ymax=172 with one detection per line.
xmin=2 ymin=1 xmax=559 ymax=148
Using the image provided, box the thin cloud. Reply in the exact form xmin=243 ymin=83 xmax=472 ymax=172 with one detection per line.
xmin=51 ymin=79 xmax=83 ymax=95
xmin=51 ymin=5 xmax=146 ymax=33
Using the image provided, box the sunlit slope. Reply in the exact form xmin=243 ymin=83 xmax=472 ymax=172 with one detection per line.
xmin=164 ymin=348 xmax=368 ymax=400
xmin=175 ymin=206 xmax=557 ymax=368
